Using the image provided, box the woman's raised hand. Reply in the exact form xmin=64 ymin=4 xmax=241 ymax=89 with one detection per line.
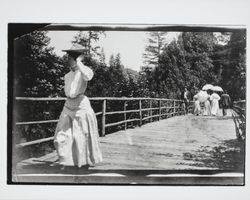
xmin=76 ymin=54 xmax=85 ymax=62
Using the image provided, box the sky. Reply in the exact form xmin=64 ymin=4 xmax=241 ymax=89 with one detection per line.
xmin=47 ymin=31 xmax=179 ymax=72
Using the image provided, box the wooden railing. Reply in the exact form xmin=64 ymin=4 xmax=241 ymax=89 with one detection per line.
xmin=14 ymin=97 xmax=190 ymax=149
xmin=232 ymin=100 xmax=246 ymax=140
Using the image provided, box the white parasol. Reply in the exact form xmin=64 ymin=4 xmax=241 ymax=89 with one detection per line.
xmin=202 ymin=84 xmax=214 ymax=91
xmin=213 ymin=86 xmax=223 ymax=92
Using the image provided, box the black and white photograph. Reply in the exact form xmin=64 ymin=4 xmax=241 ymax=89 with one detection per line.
xmin=1 ymin=0 xmax=250 ymax=199
xmin=9 ymin=23 xmax=246 ymax=185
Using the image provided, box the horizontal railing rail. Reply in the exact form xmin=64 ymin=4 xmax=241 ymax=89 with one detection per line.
xmin=14 ymin=97 xmax=190 ymax=149
xmin=232 ymin=100 xmax=246 ymax=140
xmin=233 ymin=100 xmax=246 ymax=119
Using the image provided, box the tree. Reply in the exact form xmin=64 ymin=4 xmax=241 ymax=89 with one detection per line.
xmin=13 ymin=31 xmax=67 ymax=159
xmin=109 ymin=54 xmax=115 ymax=67
xmin=107 ymin=53 xmax=128 ymax=97
xmin=220 ymin=31 xmax=246 ymax=100
xmin=125 ymin=68 xmax=140 ymax=97
xmin=72 ymin=31 xmax=105 ymax=59
xmin=99 ymin=48 xmax=106 ymax=64
xmin=14 ymin=30 xmax=66 ymax=97
xmin=141 ymin=32 xmax=222 ymax=98
xmin=179 ymin=32 xmax=217 ymax=88
xmin=154 ymin=39 xmax=186 ymax=98
xmin=85 ymin=60 xmax=111 ymax=97
xmin=143 ymin=31 xmax=168 ymax=68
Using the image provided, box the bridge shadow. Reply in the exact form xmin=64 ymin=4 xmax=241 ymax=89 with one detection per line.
xmin=182 ymin=139 xmax=245 ymax=172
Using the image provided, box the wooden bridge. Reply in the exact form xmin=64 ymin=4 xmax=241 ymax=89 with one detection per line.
xmin=11 ymin=97 xmax=245 ymax=185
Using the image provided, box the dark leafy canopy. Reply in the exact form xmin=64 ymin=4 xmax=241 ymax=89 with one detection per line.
xmin=180 ymin=32 xmax=216 ymax=87
xmin=220 ymin=31 xmax=246 ymax=100
xmin=13 ymin=31 xmax=68 ymax=159
xmin=14 ymin=31 xmax=66 ymax=97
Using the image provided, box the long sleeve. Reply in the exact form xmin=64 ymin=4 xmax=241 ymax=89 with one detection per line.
xmin=68 ymin=71 xmax=82 ymax=98
xmin=76 ymin=60 xmax=94 ymax=81
xmin=64 ymin=73 xmax=70 ymax=97
xmin=64 ymin=71 xmax=88 ymax=98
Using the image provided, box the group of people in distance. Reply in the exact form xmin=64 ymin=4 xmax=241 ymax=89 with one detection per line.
xmin=182 ymin=87 xmax=231 ymax=117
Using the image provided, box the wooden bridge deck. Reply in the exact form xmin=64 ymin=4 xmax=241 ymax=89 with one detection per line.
xmin=13 ymin=110 xmax=245 ymax=184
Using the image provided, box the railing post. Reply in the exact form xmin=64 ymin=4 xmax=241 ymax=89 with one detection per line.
xmin=176 ymin=101 xmax=179 ymax=115
xmin=124 ymin=101 xmax=127 ymax=130
xmin=150 ymin=99 xmax=153 ymax=122
xmin=187 ymin=101 xmax=190 ymax=114
xmin=173 ymin=100 xmax=176 ymax=116
xmin=158 ymin=99 xmax=161 ymax=120
xmin=139 ymin=99 xmax=142 ymax=126
xmin=101 ymin=99 xmax=106 ymax=137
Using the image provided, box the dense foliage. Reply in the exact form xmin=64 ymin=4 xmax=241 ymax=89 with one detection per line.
xmin=14 ymin=31 xmax=66 ymax=97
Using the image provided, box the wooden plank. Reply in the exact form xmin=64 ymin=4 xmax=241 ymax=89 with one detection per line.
xmin=15 ymin=97 xmax=66 ymax=101
xmin=95 ymin=112 xmax=102 ymax=116
xmin=15 ymin=113 xmax=242 ymax=175
xmin=16 ymin=120 xmax=59 ymax=125
xmin=16 ymin=113 xmax=102 ymax=126
xmin=160 ymin=106 xmax=175 ymax=109
xmin=141 ymin=107 xmax=161 ymax=111
xmin=139 ymin=100 xmax=142 ymax=126
xmin=101 ymin=99 xmax=106 ymax=136
xmin=124 ymin=101 xmax=127 ymax=130
xmin=105 ymin=118 xmax=140 ymax=128
xmin=15 ymin=96 xmax=182 ymax=102
xmin=106 ymin=109 xmax=139 ymax=115
xmin=158 ymin=100 xmax=161 ymax=120
xmin=150 ymin=100 xmax=153 ymax=122
xmin=16 ymin=137 xmax=54 ymax=148
xmin=142 ymin=116 xmax=153 ymax=121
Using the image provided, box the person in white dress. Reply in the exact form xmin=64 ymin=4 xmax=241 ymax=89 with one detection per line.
xmin=210 ymin=91 xmax=221 ymax=116
xmin=203 ymin=93 xmax=211 ymax=116
xmin=193 ymin=94 xmax=201 ymax=115
xmin=54 ymin=44 xmax=103 ymax=168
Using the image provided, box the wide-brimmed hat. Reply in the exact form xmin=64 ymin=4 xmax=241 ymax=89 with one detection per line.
xmin=62 ymin=43 xmax=87 ymax=54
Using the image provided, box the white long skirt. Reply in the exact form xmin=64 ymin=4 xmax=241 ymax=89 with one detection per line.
xmin=203 ymin=100 xmax=211 ymax=116
xmin=54 ymin=95 xmax=103 ymax=167
xmin=211 ymin=99 xmax=219 ymax=116
xmin=193 ymin=100 xmax=201 ymax=115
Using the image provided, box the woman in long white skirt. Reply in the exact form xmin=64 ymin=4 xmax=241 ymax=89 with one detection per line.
xmin=54 ymin=44 xmax=103 ymax=168
xmin=193 ymin=95 xmax=201 ymax=115
xmin=203 ymin=96 xmax=211 ymax=116
xmin=210 ymin=92 xmax=221 ymax=116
